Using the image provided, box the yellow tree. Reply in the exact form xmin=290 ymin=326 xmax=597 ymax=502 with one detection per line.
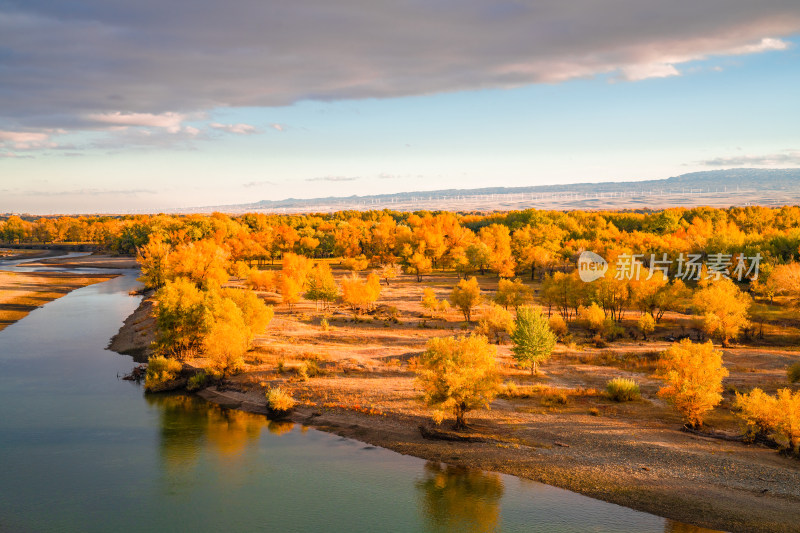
xmin=416 ymin=334 xmax=501 ymax=429
xmin=494 ymin=278 xmax=532 ymax=310
xmin=479 ymin=224 xmax=515 ymax=278
xmin=770 ymin=262 xmax=800 ymax=304
xmin=153 ymin=277 xmax=212 ymax=359
xmin=406 ymin=250 xmax=432 ymax=282
xmin=280 ymin=275 xmax=302 ymax=311
xmin=658 ymin=339 xmax=729 ymax=428
xmin=476 ymin=304 xmax=514 ymax=344
xmin=693 ymin=278 xmax=751 ymax=346
xmin=450 ymin=276 xmax=482 ymax=322
xmin=137 ymin=233 xmax=172 ymax=289
xmin=203 ymin=298 xmax=250 ymax=377
xmin=341 ymin=272 xmax=381 ymax=316
xmin=167 ymin=239 xmax=231 ymax=289
xmin=304 ymin=262 xmax=339 ymax=310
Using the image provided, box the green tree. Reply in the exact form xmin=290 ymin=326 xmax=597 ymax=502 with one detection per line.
xmin=510 ymin=306 xmax=556 ymax=374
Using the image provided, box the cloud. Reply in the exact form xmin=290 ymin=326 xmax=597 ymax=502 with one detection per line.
xmin=243 ymin=180 xmax=276 ymax=188
xmin=88 ymin=112 xmax=187 ymax=133
xmin=210 ymin=122 xmax=258 ymax=135
xmin=1 ymin=1 xmax=798 ymax=136
xmin=269 ymin=123 xmax=286 ymax=132
xmin=699 ymin=150 xmax=800 ymax=167
xmin=306 ymin=176 xmax=359 ymax=182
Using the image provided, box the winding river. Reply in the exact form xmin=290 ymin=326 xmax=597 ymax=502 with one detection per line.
xmin=0 ymin=262 xmax=716 ymax=532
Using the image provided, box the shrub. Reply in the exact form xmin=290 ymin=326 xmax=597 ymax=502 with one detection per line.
xmin=606 ymin=378 xmax=641 ymax=402
xmin=736 ymin=388 xmax=800 ymax=453
xmin=548 ymin=314 xmax=568 ymax=339
xmin=476 ymin=303 xmax=514 ymax=344
xmin=266 ymin=387 xmax=297 ymax=414
xmin=735 ymin=388 xmax=779 ymax=439
xmin=144 ymin=356 xmax=184 ymax=392
xmin=320 ymin=317 xmax=330 ymax=331
xmin=449 ymin=277 xmax=481 ymax=322
xmin=788 ymin=362 xmax=800 ymax=383
xmin=579 ymin=303 xmax=606 ymax=334
xmin=186 ymin=371 xmax=210 ymax=391
xmin=637 ymin=314 xmax=655 ymax=340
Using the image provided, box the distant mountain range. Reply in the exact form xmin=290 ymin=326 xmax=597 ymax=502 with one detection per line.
xmin=186 ymin=168 xmax=800 ymax=213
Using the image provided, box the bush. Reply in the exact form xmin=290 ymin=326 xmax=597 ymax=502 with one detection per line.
xmin=548 ymin=314 xmax=568 ymax=339
xmin=186 ymin=371 xmax=210 ymax=391
xmin=736 ymin=388 xmax=800 ymax=453
xmin=637 ymin=314 xmax=655 ymax=340
xmin=266 ymin=387 xmax=297 ymax=415
xmin=606 ymin=378 xmax=640 ymax=402
xmin=735 ymin=388 xmax=779 ymax=439
xmin=144 ymin=356 xmax=184 ymax=392
xmin=788 ymin=362 xmax=800 ymax=383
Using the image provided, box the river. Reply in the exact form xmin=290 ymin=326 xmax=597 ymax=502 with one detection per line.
xmin=0 ymin=264 xmax=717 ymax=532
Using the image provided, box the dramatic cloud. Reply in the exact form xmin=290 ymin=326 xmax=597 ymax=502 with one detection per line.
xmin=699 ymin=150 xmax=800 ymax=167
xmin=306 ymin=176 xmax=359 ymax=182
xmin=210 ymin=122 xmax=258 ymax=135
xmin=1 ymin=0 xmax=798 ymax=135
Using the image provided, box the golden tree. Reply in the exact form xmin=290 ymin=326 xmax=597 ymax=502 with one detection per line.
xmin=304 ymin=262 xmax=339 ymax=310
xmin=416 ymin=334 xmax=501 ymax=429
xmin=658 ymin=339 xmax=728 ymax=428
xmin=421 ymin=288 xmax=450 ymax=319
xmin=476 ymin=303 xmax=514 ymax=344
xmin=203 ymin=298 xmax=250 ymax=377
xmin=692 ymin=278 xmax=751 ymax=346
xmin=494 ymin=278 xmax=532 ymax=310
xmin=770 ymin=262 xmax=800 ymax=304
xmin=137 ymin=233 xmax=172 ymax=289
xmin=153 ymin=277 xmax=213 ymax=359
xmin=637 ymin=313 xmax=655 ymax=340
xmin=449 ymin=276 xmax=482 ymax=322
xmin=280 ymin=275 xmax=302 ymax=311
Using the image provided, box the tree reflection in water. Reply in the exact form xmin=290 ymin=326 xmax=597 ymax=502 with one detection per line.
xmin=416 ymin=461 xmax=504 ymax=533
xmin=145 ymin=393 xmax=294 ymax=471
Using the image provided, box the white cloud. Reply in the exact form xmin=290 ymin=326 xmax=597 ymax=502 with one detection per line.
xmin=269 ymin=123 xmax=286 ymax=132
xmin=87 ymin=112 xmax=187 ymax=133
xmin=699 ymin=150 xmax=800 ymax=166
xmin=210 ymin=122 xmax=258 ymax=135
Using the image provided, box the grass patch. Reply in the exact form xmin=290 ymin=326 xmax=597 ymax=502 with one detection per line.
xmin=605 ymin=377 xmax=641 ymax=402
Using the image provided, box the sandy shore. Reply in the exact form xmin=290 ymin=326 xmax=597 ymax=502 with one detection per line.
xmin=0 ymin=269 xmax=116 ymax=331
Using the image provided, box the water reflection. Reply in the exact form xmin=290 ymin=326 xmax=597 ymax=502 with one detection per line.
xmin=146 ymin=394 xmax=295 ymax=469
xmin=417 ymin=462 xmax=504 ymax=533
xmin=664 ymin=519 xmax=720 ymax=533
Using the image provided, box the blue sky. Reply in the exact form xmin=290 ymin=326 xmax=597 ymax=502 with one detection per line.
xmin=1 ymin=1 xmax=799 ymax=213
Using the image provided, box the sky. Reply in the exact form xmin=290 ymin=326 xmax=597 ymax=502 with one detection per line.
xmin=1 ymin=1 xmax=799 ymax=214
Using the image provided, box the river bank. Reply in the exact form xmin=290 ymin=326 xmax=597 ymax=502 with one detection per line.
xmin=0 ymin=269 xmax=117 ymax=331
xmin=108 ymin=284 xmax=800 ymax=533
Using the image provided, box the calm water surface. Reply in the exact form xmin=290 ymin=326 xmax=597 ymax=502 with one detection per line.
xmin=0 ymin=266 xmax=718 ymax=532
